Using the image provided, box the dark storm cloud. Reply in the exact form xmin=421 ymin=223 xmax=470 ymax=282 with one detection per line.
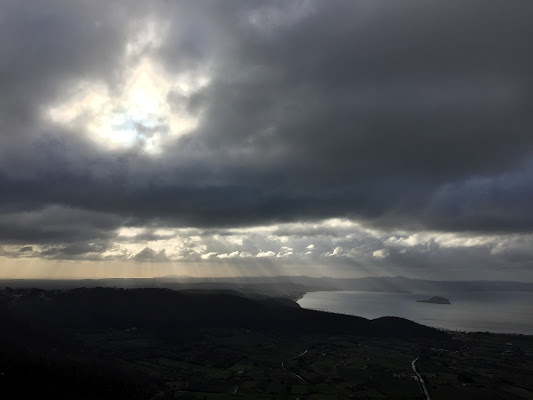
xmin=40 ymin=241 xmax=110 ymax=258
xmin=0 ymin=205 xmax=121 ymax=244
xmin=0 ymin=0 xmax=128 ymax=125
xmin=1 ymin=0 xmax=533 ymax=249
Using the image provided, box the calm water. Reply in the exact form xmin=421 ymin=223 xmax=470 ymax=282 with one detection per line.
xmin=298 ymin=290 xmax=533 ymax=335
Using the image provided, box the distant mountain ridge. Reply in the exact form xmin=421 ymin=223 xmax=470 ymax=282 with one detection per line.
xmin=302 ymin=276 xmax=533 ymax=292
xmin=1 ymin=275 xmax=532 ymax=294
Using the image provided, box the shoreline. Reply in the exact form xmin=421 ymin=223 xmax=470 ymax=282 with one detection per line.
xmin=297 ymin=290 xmax=533 ymax=336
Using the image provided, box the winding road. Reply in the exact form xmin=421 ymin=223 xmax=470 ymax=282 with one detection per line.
xmin=281 ymin=349 xmax=308 ymax=383
xmin=411 ymin=357 xmax=431 ymax=400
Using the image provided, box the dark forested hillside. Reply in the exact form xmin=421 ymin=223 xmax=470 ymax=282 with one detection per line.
xmin=8 ymin=287 xmax=521 ymax=400
xmin=0 ymin=287 xmax=447 ymax=339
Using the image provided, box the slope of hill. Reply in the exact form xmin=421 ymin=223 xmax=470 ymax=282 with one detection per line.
xmin=0 ymin=287 xmax=447 ymax=339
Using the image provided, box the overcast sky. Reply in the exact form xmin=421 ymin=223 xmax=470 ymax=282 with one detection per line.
xmin=1 ymin=0 xmax=532 ymax=280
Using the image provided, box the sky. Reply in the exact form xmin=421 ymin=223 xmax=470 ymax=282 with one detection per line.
xmin=1 ymin=0 xmax=532 ymax=281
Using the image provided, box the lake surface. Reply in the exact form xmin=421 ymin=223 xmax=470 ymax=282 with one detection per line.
xmin=298 ymin=290 xmax=533 ymax=335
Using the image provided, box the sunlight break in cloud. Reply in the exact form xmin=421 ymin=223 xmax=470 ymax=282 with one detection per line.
xmin=47 ymin=20 xmax=209 ymax=154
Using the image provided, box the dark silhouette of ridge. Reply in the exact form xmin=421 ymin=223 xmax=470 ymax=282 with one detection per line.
xmin=1 ymin=287 xmax=447 ymax=340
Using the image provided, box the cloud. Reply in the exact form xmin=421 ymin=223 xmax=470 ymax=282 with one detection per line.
xmin=0 ymin=0 xmax=531 ymax=231
xmin=256 ymin=250 xmax=276 ymax=258
xmin=0 ymin=206 xmax=121 ymax=244
xmin=1 ymin=217 xmax=532 ymax=280
xmin=39 ymin=242 xmax=110 ymax=260
xmin=133 ymin=247 xmax=171 ymax=263
xmin=216 ymin=251 xmax=240 ymax=259
xmin=373 ymin=249 xmax=389 ymax=259
xmin=1 ymin=1 xmax=533 ymax=279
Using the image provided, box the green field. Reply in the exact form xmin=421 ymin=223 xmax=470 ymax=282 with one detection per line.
xmin=72 ymin=329 xmax=533 ymax=399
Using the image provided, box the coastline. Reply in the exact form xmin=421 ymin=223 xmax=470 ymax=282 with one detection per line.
xmin=297 ymin=290 xmax=533 ymax=335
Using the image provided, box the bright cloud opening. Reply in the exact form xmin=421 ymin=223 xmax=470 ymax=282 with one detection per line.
xmin=46 ymin=19 xmax=210 ymax=154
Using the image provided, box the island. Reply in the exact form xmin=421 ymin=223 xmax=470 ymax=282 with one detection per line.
xmin=417 ymin=296 xmax=451 ymax=304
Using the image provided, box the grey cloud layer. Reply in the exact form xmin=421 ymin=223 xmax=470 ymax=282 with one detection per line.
xmin=2 ymin=220 xmax=531 ymax=281
xmin=1 ymin=1 xmax=533 ymax=267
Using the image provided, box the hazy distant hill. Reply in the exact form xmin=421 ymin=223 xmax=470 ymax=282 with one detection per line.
xmin=1 ymin=275 xmax=532 ymax=295
xmin=302 ymin=275 xmax=533 ymax=292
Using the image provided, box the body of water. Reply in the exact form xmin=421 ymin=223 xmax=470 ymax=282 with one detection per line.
xmin=298 ymin=290 xmax=533 ymax=335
